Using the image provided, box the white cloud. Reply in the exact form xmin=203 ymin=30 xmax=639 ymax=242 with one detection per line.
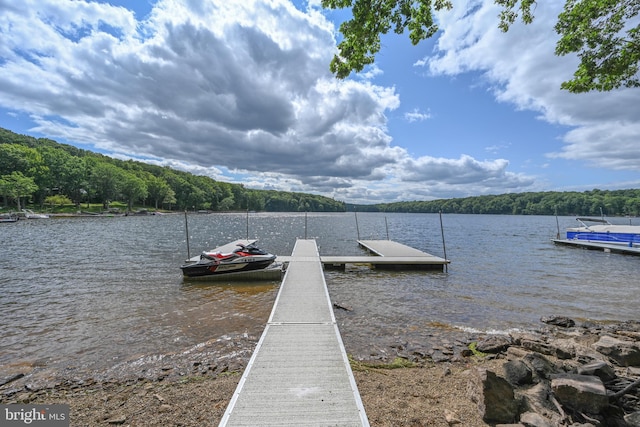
xmin=423 ymin=0 xmax=640 ymax=171
xmin=399 ymin=154 xmax=534 ymax=186
xmin=404 ymin=108 xmax=431 ymax=123
xmin=0 ymin=0 xmax=551 ymax=203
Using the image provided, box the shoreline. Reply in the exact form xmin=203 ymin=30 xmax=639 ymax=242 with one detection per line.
xmin=0 ymin=321 xmax=511 ymax=426
xmin=2 ymin=359 xmax=504 ymax=427
xmin=3 ymin=318 xmax=639 ymax=425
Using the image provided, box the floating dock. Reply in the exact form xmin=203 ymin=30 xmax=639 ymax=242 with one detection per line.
xmin=219 ymin=239 xmax=369 ymax=426
xmin=552 ymin=238 xmax=640 ymax=256
xmin=279 ymin=239 xmax=449 ymax=271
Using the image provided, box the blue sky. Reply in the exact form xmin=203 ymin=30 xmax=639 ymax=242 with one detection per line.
xmin=1 ymin=0 xmax=638 ymax=204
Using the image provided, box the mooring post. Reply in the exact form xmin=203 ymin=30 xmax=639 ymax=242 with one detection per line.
xmin=385 ymin=216 xmax=389 ymax=240
xmin=184 ymin=210 xmax=190 ymax=260
xmin=439 ymin=210 xmax=448 ymax=273
xmin=354 ymin=211 xmax=360 ymax=240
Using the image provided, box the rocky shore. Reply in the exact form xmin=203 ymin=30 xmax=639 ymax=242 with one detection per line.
xmin=463 ymin=317 xmax=640 ymax=426
xmin=2 ymin=317 xmax=639 ymax=426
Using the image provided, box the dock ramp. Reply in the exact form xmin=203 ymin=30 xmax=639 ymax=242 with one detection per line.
xmin=219 ymin=239 xmax=369 ymax=426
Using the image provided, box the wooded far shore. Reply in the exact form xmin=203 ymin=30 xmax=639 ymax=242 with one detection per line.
xmin=2 ymin=127 xmax=639 ymax=217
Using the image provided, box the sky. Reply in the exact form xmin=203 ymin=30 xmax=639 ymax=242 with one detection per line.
xmin=0 ymin=0 xmax=639 ymax=204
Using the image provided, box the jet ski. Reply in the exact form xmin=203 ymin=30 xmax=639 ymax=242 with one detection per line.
xmin=180 ymin=242 xmax=277 ymax=278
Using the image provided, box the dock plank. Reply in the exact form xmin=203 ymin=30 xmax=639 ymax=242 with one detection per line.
xmin=357 ymin=239 xmax=435 ymax=257
xmin=278 ymin=240 xmax=449 ymax=270
xmin=553 ymin=238 xmax=640 ymax=255
xmin=219 ymin=239 xmax=368 ymax=426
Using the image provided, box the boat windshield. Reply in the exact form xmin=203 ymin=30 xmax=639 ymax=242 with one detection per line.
xmin=576 ymin=217 xmax=612 ymax=228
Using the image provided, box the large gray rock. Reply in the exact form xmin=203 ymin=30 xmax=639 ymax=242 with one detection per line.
xmin=551 ymin=374 xmax=608 ymax=413
xmin=520 ymin=338 xmax=575 ymax=360
xmin=592 ymin=335 xmax=640 ymax=366
xmin=476 ymin=335 xmax=511 ymax=354
xmin=468 ymin=368 xmax=519 ymax=424
xmin=516 ymin=382 xmax=562 ymax=424
xmin=522 ymin=352 xmax=556 ymax=380
xmin=625 ymin=411 xmax=640 ymax=427
xmin=576 ymin=360 xmax=616 ymax=382
xmin=503 ymin=360 xmax=533 ymax=386
xmin=520 ymin=411 xmax=554 ymax=427
xmin=547 ymin=338 xmax=577 ymax=359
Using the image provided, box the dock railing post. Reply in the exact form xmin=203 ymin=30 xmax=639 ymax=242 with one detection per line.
xmin=439 ymin=210 xmax=448 ymax=273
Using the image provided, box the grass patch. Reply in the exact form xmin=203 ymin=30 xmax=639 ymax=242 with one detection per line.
xmin=348 ymin=355 xmax=415 ymax=372
xmin=468 ymin=341 xmax=489 ymax=358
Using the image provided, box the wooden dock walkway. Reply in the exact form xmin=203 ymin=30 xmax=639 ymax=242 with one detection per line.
xmin=219 ymin=239 xmax=369 ymax=426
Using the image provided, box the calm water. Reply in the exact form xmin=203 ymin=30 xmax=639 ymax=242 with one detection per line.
xmin=1 ymin=213 xmax=638 ymax=380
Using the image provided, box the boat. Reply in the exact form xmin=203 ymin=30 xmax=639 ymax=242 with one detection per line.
xmin=565 ymin=217 xmax=640 ymax=247
xmin=0 ymin=213 xmax=19 ymax=223
xmin=181 ymin=241 xmax=277 ymax=278
xmin=552 ymin=217 xmax=640 ymax=255
xmin=22 ymin=209 xmax=49 ymax=219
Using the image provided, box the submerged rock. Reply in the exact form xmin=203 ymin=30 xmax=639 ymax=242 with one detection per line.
xmin=541 ymin=316 xmax=575 ymax=328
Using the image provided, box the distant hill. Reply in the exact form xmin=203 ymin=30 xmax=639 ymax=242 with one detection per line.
xmin=348 ymin=188 xmax=640 ymax=216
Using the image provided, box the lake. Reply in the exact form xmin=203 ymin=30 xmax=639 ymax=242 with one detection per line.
xmin=1 ymin=212 xmax=638 ymax=381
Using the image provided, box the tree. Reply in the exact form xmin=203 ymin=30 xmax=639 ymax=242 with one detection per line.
xmin=0 ymin=171 xmax=38 ymax=210
xmin=120 ymin=172 xmax=148 ymax=212
xmin=321 ymin=0 xmax=639 ymax=92
xmin=61 ymin=156 xmax=89 ymax=208
xmin=147 ymin=175 xmax=172 ymax=210
xmin=0 ymin=143 xmax=46 ymax=176
xmin=90 ymin=163 xmax=122 ymax=210
xmin=45 ymin=194 xmax=73 ymax=208
xmin=554 ymin=0 xmax=640 ymax=92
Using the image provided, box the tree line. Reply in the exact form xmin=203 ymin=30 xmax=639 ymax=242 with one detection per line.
xmin=0 ymin=128 xmax=346 ymax=213
xmin=3 ymin=127 xmax=639 ymax=216
xmin=349 ymin=190 xmax=640 ymax=217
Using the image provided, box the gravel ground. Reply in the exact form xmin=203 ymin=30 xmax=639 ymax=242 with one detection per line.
xmin=12 ymin=358 xmax=501 ymax=426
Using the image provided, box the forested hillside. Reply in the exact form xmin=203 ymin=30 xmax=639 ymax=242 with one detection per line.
xmin=350 ymin=189 xmax=640 ymax=217
xmin=2 ymin=127 xmax=639 ymax=216
xmin=0 ymin=128 xmax=345 ymax=212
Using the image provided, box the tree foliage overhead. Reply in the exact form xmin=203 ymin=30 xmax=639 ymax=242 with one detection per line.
xmin=322 ymin=0 xmax=640 ymax=92
xmin=554 ymin=0 xmax=640 ymax=92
